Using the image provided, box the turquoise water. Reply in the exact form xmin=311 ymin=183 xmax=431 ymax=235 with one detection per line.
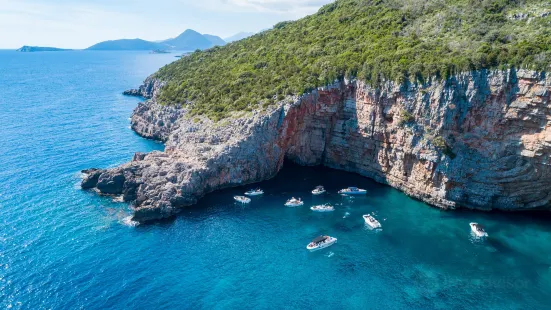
xmin=1 ymin=50 xmax=551 ymax=309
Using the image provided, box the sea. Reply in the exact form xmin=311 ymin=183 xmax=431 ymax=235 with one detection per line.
xmin=1 ymin=50 xmax=551 ymax=309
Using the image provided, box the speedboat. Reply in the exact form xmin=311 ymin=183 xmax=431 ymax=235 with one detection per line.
xmin=310 ymin=204 xmax=335 ymax=212
xmin=234 ymin=196 xmax=251 ymax=204
xmin=363 ymin=214 xmax=381 ymax=229
xmin=338 ymin=187 xmax=367 ymax=195
xmin=245 ymin=188 xmax=264 ymax=196
xmin=285 ymin=197 xmax=304 ymax=207
xmin=470 ymin=223 xmax=488 ymax=237
xmin=312 ymin=186 xmax=326 ymax=195
xmin=306 ymin=235 xmax=337 ymax=251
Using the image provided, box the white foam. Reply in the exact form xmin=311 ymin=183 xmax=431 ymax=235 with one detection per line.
xmin=121 ymin=216 xmax=139 ymax=227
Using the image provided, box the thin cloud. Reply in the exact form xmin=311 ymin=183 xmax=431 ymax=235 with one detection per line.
xmin=226 ymin=0 xmax=333 ymax=13
xmin=195 ymin=0 xmax=333 ymax=16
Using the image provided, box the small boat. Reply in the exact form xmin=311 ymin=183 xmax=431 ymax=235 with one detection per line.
xmin=363 ymin=214 xmax=381 ymax=229
xmin=470 ymin=223 xmax=488 ymax=237
xmin=311 ymin=204 xmax=335 ymax=212
xmin=307 ymin=235 xmax=337 ymax=251
xmin=245 ymin=188 xmax=264 ymax=196
xmin=312 ymin=186 xmax=326 ymax=195
xmin=338 ymin=187 xmax=367 ymax=195
xmin=285 ymin=197 xmax=304 ymax=207
xmin=234 ymin=196 xmax=251 ymax=204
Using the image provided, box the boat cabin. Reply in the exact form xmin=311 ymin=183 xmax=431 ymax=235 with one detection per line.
xmin=312 ymin=236 xmax=328 ymax=244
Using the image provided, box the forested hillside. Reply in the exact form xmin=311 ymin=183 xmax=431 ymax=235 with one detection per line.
xmin=154 ymin=0 xmax=551 ymax=120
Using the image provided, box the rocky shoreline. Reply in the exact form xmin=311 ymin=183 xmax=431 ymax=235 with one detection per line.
xmin=83 ymin=69 xmax=551 ymax=223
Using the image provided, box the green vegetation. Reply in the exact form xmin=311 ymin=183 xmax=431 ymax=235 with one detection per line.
xmin=399 ymin=110 xmax=415 ymax=126
xmin=432 ymin=136 xmax=456 ymax=159
xmin=154 ymin=0 xmax=551 ymax=120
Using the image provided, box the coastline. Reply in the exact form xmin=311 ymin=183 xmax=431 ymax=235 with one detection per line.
xmin=83 ymin=69 xmax=551 ymax=223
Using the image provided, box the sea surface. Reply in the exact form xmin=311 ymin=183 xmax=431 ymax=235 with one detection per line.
xmin=1 ymin=50 xmax=551 ymax=309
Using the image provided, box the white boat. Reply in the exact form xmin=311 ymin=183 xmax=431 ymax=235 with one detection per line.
xmin=310 ymin=204 xmax=335 ymax=212
xmin=234 ymin=196 xmax=251 ymax=204
xmin=363 ymin=214 xmax=381 ymax=229
xmin=285 ymin=197 xmax=304 ymax=207
xmin=470 ymin=223 xmax=488 ymax=237
xmin=312 ymin=186 xmax=326 ymax=195
xmin=306 ymin=235 xmax=337 ymax=251
xmin=245 ymin=188 xmax=264 ymax=196
xmin=338 ymin=187 xmax=367 ymax=195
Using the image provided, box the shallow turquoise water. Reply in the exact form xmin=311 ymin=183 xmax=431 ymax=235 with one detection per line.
xmin=1 ymin=50 xmax=551 ymax=309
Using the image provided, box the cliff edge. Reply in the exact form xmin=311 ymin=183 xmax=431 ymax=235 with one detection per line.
xmin=82 ymin=69 xmax=551 ymax=222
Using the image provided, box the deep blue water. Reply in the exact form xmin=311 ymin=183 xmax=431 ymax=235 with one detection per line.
xmin=1 ymin=50 xmax=551 ymax=309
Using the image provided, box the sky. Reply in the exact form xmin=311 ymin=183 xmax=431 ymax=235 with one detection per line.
xmin=0 ymin=0 xmax=333 ymax=49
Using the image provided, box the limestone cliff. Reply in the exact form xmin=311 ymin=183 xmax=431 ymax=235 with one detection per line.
xmin=83 ymin=69 xmax=551 ymax=222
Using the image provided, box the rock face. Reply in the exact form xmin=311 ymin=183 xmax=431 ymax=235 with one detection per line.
xmin=122 ymin=77 xmax=165 ymax=99
xmin=84 ymin=69 xmax=551 ymax=222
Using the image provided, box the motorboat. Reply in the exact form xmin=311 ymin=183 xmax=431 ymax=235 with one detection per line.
xmin=234 ymin=196 xmax=251 ymax=204
xmin=306 ymin=235 xmax=337 ymax=251
xmin=245 ymin=188 xmax=264 ymax=196
xmin=470 ymin=223 xmax=488 ymax=237
xmin=312 ymin=186 xmax=326 ymax=195
xmin=285 ymin=197 xmax=304 ymax=207
xmin=338 ymin=187 xmax=367 ymax=195
xmin=310 ymin=204 xmax=335 ymax=212
xmin=363 ymin=214 xmax=382 ymax=229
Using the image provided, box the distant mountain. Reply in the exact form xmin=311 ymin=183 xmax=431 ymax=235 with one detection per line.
xmin=86 ymin=39 xmax=166 ymax=51
xmin=17 ymin=46 xmax=71 ymax=52
xmin=224 ymin=32 xmax=255 ymax=43
xmin=162 ymin=29 xmax=219 ymax=50
xmin=203 ymin=34 xmax=226 ymax=46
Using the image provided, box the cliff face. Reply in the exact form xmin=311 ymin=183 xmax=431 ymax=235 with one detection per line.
xmin=83 ymin=69 xmax=551 ymax=222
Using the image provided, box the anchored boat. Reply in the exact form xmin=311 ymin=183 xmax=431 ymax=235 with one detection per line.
xmin=234 ymin=196 xmax=251 ymax=204
xmin=306 ymin=235 xmax=337 ymax=251
xmin=245 ymin=188 xmax=264 ymax=196
xmin=312 ymin=186 xmax=326 ymax=195
xmin=470 ymin=223 xmax=488 ymax=237
xmin=338 ymin=187 xmax=367 ymax=195
xmin=311 ymin=204 xmax=335 ymax=212
xmin=363 ymin=214 xmax=382 ymax=229
xmin=285 ymin=197 xmax=304 ymax=207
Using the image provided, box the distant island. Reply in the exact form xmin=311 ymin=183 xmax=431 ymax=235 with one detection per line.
xmin=224 ymin=32 xmax=255 ymax=43
xmin=17 ymin=30 xmax=257 ymax=52
xmin=86 ymin=39 xmax=165 ymax=51
xmin=151 ymin=50 xmax=170 ymax=54
xmin=86 ymin=29 xmax=226 ymax=51
xmin=16 ymin=46 xmax=71 ymax=52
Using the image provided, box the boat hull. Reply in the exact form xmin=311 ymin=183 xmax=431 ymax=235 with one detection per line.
xmin=363 ymin=216 xmax=381 ymax=229
xmin=470 ymin=223 xmax=488 ymax=237
xmin=306 ymin=238 xmax=337 ymax=251
xmin=234 ymin=196 xmax=251 ymax=204
xmin=311 ymin=206 xmax=334 ymax=212
xmin=339 ymin=189 xmax=367 ymax=195
xmin=285 ymin=202 xmax=304 ymax=207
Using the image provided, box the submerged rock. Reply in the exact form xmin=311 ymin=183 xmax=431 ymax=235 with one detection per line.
xmin=83 ymin=69 xmax=551 ymax=222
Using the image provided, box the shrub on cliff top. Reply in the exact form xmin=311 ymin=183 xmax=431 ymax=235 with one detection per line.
xmin=154 ymin=0 xmax=551 ymax=120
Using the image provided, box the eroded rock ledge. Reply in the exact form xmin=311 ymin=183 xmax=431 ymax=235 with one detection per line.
xmin=83 ymin=69 xmax=551 ymax=222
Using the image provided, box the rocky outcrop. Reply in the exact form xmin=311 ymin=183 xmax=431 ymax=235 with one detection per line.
xmin=84 ymin=69 xmax=551 ymax=222
xmin=123 ymin=76 xmax=165 ymax=99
